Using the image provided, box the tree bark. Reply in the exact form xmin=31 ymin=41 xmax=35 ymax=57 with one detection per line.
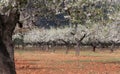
xmin=0 ymin=36 xmax=16 ymax=74
xmin=0 ymin=7 xmax=21 ymax=74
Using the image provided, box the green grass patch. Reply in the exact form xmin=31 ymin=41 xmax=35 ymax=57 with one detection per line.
xmin=62 ymin=57 xmax=120 ymax=63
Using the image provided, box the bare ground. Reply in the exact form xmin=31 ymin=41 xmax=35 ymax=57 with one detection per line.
xmin=15 ymin=48 xmax=120 ymax=74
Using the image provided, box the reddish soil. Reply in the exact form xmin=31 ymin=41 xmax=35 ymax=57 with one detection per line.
xmin=15 ymin=50 xmax=120 ymax=74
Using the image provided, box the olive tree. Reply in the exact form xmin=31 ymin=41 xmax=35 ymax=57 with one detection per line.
xmin=0 ymin=0 xmax=23 ymax=74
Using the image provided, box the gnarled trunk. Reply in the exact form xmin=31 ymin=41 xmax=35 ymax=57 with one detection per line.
xmin=0 ymin=7 xmax=21 ymax=74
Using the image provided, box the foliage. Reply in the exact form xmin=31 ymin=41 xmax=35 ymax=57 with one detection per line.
xmin=12 ymin=22 xmax=120 ymax=45
xmin=0 ymin=0 xmax=120 ymax=26
xmin=68 ymin=0 xmax=118 ymax=25
xmin=1 ymin=0 xmax=120 ymax=45
xmin=18 ymin=0 xmax=120 ymax=28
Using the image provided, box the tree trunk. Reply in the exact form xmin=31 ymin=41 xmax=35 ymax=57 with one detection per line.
xmin=75 ymin=43 xmax=80 ymax=56
xmin=3 ymin=36 xmax=15 ymax=61
xmin=52 ymin=42 xmax=56 ymax=53
xmin=66 ymin=45 xmax=69 ymax=54
xmin=110 ymin=43 xmax=114 ymax=53
xmin=92 ymin=46 xmax=96 ymax=52
xmin=0 ymin=7 xmax=21 ymax=74
xmin=0 ymin=37 xmax=16 ymax=74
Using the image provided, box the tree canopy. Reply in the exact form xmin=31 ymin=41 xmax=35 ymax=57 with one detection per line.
xmin=1 ymin=0 xmax=119 ymax=28
xmin=17 ymin=0 xmax=120 ymax=27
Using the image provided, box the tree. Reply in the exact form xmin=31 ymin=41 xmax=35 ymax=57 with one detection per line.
xmin=0 ymin=0 xmax=22 ymax=74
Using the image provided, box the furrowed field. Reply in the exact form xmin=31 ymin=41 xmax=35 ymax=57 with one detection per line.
xmin=15 ymin=47 xmax=120 ymax=74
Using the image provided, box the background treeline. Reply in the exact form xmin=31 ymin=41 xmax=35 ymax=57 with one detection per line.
xmin=12 ymin=0 xmax=120 ymax=53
